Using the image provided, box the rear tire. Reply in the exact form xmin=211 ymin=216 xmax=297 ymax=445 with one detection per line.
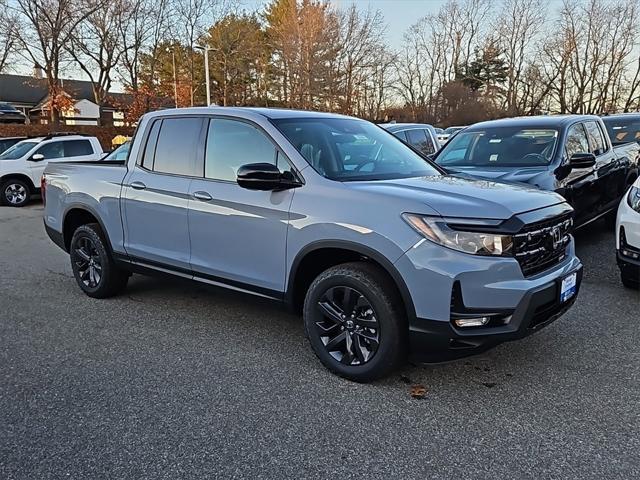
xmin=303 ymin=262 xmax=407 ymax=382
xmin=69 ymin=223 xmax=129 ymax=298
xmin=1 ymin=178 xmax=31 ymax=207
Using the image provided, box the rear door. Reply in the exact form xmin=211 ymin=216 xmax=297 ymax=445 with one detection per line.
xmin=560 ymin=122 xmax=599 ymax=225
xmin=122 ymin=116 xmax=206 ymax=271
xmin=584 ymin=120 xmax=626 ymax=212
xmin=187 ymin=117 xmax=296 ymax=294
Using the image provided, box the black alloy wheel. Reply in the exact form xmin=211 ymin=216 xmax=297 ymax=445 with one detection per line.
xmin=303 ymin=262 xmax=406 ymax=382
xmin=73 ymin=236 xmax=102 ymax=288
xmin=315 ymin=286 xmax=380 ymax=365
xmin=69 ymin=223 xmax=129 ymax=298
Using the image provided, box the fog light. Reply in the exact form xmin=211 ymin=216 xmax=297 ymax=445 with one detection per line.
xmin=622 ymin=249 xmax=640 ymax=260
xmin=454 ymin=317 xmax=490 ymax=328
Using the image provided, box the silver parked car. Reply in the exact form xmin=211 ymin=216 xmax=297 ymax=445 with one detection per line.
xmin=42 ymin=107 xmax=582 ymax=381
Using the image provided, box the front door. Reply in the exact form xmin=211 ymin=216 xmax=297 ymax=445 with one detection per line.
xmin=188 ymin=117 xmax=296 ymax=295
xmin=122 ymin=116 xmax=205 ymax=271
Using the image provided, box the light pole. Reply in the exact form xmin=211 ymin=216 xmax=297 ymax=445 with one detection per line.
xmin=194 ymin=44 xmax=211 ymax=106
xmin=165 ymin=47 xmax=178 ymax=108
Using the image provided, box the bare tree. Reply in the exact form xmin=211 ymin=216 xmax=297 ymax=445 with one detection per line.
xmin=118 ymin=0 xmax=171 ymax=93
xmin=495 ymin=0 xmax=545 ymax=114
xmin=171 ymin=0 xmax=231 ymax=106
xmin=0 ymin=0 xmax=18 ymax=73
xmin=13 ymin=0 xmax=101 ymax=124
xmin=66 ymin=0 xmax=130 ymax=123
xmin=336 ymin=5 xmax=387 ymax=114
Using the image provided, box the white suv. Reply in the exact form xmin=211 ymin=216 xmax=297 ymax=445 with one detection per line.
xmin=616 ymin=176 xmax=640 ymax=289
xmin=0 ymin=134 xmax=103 ymax=207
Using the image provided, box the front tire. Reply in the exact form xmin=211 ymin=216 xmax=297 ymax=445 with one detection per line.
xmin=69 ymin=223 xmax=129 ymax=298
xmin=303 ymin=262 xmax=406 ymax=382
xmin=621 ymin=271 xmax=639 ymax=290
xmin=1 ymin=178 xmax=31 ymax=207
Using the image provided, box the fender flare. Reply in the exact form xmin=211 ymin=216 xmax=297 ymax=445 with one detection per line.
xmin=286 ymin=239 xmax=417 ymax=322
xmin=62 ymin=202 xmax=115 ymax=253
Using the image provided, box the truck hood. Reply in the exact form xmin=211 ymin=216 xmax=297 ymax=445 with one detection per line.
xmin=349 ymin=174 xmax=566 ymax=220
xmin=443 ymin=165 xmax=551 ymax=188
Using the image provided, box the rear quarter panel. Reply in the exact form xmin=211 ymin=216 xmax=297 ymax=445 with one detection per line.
xmin=43 ymin=163 xmax=128 ymax=253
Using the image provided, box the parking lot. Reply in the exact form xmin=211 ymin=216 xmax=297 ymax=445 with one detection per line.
xmin=0 ymin=203 xmax=638 ymax=479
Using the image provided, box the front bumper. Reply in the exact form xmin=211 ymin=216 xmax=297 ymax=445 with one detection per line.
xmin=394 ymin=233 xmax=583 ymax=362
xmin=408 ymin=266 xmax=583 ymax=362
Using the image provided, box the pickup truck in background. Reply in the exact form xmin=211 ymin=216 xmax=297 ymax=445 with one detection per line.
xmin=42 ymin=107 xmax=582 ymax=382
xmin=0 ymin=133 xmax=103 ymax=207
xmin=602 ymin=113 xmax=640 ymax=147
xmin=432 ymin=115 xmax=640 ymax=228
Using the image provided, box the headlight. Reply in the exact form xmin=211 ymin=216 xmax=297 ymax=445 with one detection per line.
xmin=628 ymin=186 xmax=640 ymax=212
xmin=402 ymin=214 xmax=513 ymax=256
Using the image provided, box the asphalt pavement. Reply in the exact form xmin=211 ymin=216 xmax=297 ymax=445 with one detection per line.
xmin=1 ymin=203 xmax=639 ymax=479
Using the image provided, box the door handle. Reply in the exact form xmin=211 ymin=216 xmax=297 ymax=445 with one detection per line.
xmin=130 ymin=181 xmax=146 ymax=190
xmin=193 ymin=191 xmax=212 ymax=201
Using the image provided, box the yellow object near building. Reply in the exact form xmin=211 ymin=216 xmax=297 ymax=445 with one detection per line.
xmin=112 ymin=135 xmax=130 ymax=148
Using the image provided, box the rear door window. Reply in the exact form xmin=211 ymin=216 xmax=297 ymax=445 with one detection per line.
xmin=64 ymin=140 xmax=93 ymax=157
xmin=406 ymin=129 xmax=435 ymax=155
xmin=152 ymin=117 xmax=204 ymax=176
xmin=565 ymin=124 xmax=590 ymax=159
xmin=584 ymin=121 xmax=607 ymax=156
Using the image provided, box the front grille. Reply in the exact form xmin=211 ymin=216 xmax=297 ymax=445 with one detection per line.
xmin=513 ymin=213 xmax=573 ymax=277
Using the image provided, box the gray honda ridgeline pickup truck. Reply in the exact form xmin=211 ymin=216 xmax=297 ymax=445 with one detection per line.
xmin=43 ymin=108 xmax=583 ymax=382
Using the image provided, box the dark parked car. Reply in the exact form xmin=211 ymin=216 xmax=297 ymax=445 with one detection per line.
xmin=0 ymin=137 xmax=26 ymax=154
xmin=432 ymin=115 xmax=640 ymax=228
xmin=602 ymin=113 xmax=640 ymax=146
xmin=0 ymin=103 xmax=27 ymax=124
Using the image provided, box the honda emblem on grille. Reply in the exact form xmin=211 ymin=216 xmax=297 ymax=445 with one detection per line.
xmin=550 ymin=226 xmax=563 ymax=249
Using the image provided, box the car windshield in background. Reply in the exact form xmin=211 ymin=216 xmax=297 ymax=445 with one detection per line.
xmin=0 ymin=103 xmax=18 ymax=112
xmin=0 ymin=141 xmax=37 ymax=160
xmin=103 ymin=142 xmax=130 ymax=161
xmin=602 ymin=118 xmax=640 ymax=146
xmin=444 ymin=127 xmax=463 ymax=134
xmin=271 ymin=117 xmax=440 ymax=181
xmin=436 ymin=128 xmax=558 ymax=167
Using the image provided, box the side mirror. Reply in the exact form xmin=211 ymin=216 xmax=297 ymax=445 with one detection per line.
xmin=29 ymin=153 xmax=45 ymax=162
xmin=237 ymin=163 xmax=301 ymax=191
xmin=569 ymin=152 xmax=596 ymax=169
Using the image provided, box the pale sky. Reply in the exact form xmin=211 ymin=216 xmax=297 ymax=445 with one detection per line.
xmin=242 ymin=0 xmax=451 ymax=48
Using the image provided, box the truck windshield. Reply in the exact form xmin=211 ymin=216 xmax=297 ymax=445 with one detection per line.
xmin=271 ymin=117 xmax=440 ymax=181
xmin=436 ymin=128 xmax=558 ymax=167
xmin=602 ymin=117 xmax=640 ymax=146
xmin=0 ymin=141 xmax=37 ymax=160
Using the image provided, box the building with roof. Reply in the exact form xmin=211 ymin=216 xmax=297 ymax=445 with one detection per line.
xmin=0 ymin=73 xmax=133 ymax=126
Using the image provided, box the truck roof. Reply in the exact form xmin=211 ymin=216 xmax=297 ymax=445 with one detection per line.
xmin=380 ymin=123 xmax=435 ymax=131
xmin=601 ymin=113 xmax=640 ymax=121
xmin=467 ymin=115 xmax=601 ymax=130
xmin=144 ymin=106 xmax=355 ymax=121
